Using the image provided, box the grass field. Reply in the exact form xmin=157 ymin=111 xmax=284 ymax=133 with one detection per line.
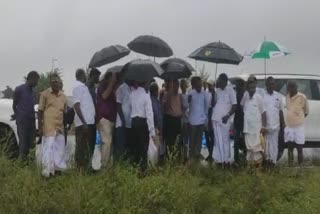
xmin=1 ymin=155 xmax=320 ymax=214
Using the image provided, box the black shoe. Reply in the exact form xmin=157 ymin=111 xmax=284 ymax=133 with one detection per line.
xmin=206 ymin=156 xmax=213 ymax=162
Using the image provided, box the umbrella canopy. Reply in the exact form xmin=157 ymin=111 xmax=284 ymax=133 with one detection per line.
xmin=122 ymin=59 xmax=164 ymax=82
xmin=244 ymin=40 xmax=290 ymax=59
xmin=89 ymin=45 xmax=130 ymax=68
xmin=189 ymin=41 xmax=243 ymax=65
xmin=244 ymin=40 xmax=290 ymax=78
xmin=160 ymin=58 xmax=194 ymax=80
xmin=128 ymin=35 xmax=173 ymax=57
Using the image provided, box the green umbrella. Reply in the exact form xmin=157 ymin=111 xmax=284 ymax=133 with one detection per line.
xmin=245 ymin=40 xmax=290 ymax=78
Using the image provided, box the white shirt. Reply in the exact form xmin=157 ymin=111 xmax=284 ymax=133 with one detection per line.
xmin=212 ymin=86 xmax=237 ymax=124
xmin=241 ymin=91 xmax=266 ymax=134
xmin=188 ymin=89 xmax=208 ymax=126
xmin=129 ymin=87 xmax=155 ymax=136
xmin=72 ymin=81 xmax=96 ymax=127
xmin=115 ymin=83 xmax=131 ymax=128
xmin=205 ymin=90 xmax=212 ymax=108
xmin=263 ymin=90 xmax=284 ymax=130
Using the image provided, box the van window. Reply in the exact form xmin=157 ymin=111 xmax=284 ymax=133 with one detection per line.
xmin=278 ymin=79 xmax=312 ymax=99
xmin=258 ymin=79 xmax=312 ymax=99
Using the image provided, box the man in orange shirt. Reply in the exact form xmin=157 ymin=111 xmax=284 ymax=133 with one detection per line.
xmin=284 ymin=80 xmax=309 ymax=166
xmin=38 ymin=73 xmax=67 ymax=177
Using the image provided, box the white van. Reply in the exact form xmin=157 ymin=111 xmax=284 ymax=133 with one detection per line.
xmin=230 ymin=73 xmax=320 ymax=151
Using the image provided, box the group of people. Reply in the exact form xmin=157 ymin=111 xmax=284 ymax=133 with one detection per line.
xmin=12 ymin=68 xmax=309 ymax=177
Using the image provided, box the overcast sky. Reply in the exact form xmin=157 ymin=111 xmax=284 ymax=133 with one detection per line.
xmin=1 ymin=0 xmax=319 ymax=94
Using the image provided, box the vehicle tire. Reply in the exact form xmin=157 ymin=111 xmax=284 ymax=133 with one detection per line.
xmin=0 ymin=124 xmax=19 ymax=159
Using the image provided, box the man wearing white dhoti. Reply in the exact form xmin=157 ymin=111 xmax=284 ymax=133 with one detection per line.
xmin=285 ymin=80 xmax=309 ymax=166
xmin=38 ymin=73 xmax=67 ymax=177
xmin=212 ymin=74 xmax=236 ymax=166
xmin=241 ymin=75 xmax=267 ymax=167
xmin=263 ymin=77 xmax=285 ymax=166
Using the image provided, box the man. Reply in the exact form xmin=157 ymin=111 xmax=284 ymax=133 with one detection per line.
xmin=12 ymin=71 xmax=39 ymax=160
xmin=234 ymin=79 xmax=246 ymax=165
xmin=211 ymin=74 xmax=236 ymax=166
xmin=205 ymin=79 xmax=215 ymax=162
xmin=38 ymin=73 xmax=67 ymax=177
xmin=87 ymin=68 xmax=101 ymax=106
xmin=264 ymin=77 xmax=285 ymax=167
xmin=114 ymin=79 xmax=131 ymax=162
xmin=162 ymin=80 xmax=183 ymax=155
xmin=180 ymin=79 xmax=189 ymax=161
xmin=129 ymin=81 xmax=155 ymax=171
xmin=97 ymin=71 xmax=117 ymax=167
xmin=72 ymin=69 xmax=96 ymax=171
xmin=188 ymin=76 xmax=208 ymax=161
xmin=285 ymin=80 xmax=309 ymax=166
xmin=149 ymin=82 xmax=163 ymax=158
xmin=241 ymin=75 xmax=266 ymax=168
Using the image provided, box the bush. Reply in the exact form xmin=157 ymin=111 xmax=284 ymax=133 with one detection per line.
xmin=0 ymin=156 xmax=320 ymax=213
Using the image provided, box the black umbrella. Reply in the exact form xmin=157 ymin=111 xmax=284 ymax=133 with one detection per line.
xmin=89 ymin=45 xmax=130 ymax=68
xmin=106 ymin=65 xmax=123 ymax=73
xmin=189 ymin=41 xmax=243 ymax=79
xmin=122 ymin=59 xmax=164 ymax=82
xmin=128 ymin=35 xmax=173 ymax=57
xmin=160 ymin=58 xmax=194 ymax=80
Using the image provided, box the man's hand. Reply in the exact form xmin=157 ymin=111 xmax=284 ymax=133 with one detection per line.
xmin=10 ymin=114 xmax=16 ymax=121
xmin=37 ymin=128 xmax=43 ymax=137
xmin=222 ymin=115 xmax=229 ymax=124
xmin=110 ymin=72 xmax=117 ymax=84
xmin=188 ymin=94 xmax=192 ymax=103
xmin=83 ymin=123 xmax=89 ymax=134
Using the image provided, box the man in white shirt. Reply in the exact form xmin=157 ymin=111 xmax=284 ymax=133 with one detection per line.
xmin=263 ymin=77 xmax=284 ymax=166
xmin=205 ymin=79 xmax=215 ymax=162
xmin=72 ymin=69 xmax=96 ymax=171
xmin=188 ymin=76 xmax=208 ymax=161
xmin=241 ymin=75 xmax=267 ymax=168
xmin=129 ymin=82 xmax=155 ymax=171
xmin=212 ymin=74 xmax=236 ymax=166
xmin=114 ymin=81 xmax=132 ymax=162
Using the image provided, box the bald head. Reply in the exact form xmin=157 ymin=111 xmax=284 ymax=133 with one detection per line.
xmin=75 ymin=68 xmax=87 ymax=83
xmin=287 ymin=80 xmax=298 ymax=97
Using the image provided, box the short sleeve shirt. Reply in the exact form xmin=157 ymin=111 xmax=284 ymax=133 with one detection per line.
xmin=115 ymin=83 xmax=131 ymax=128
xmin=286 ymin=92 xmax=309 ymax=127
xmin=241 ymin=91 xmax=265 ymax=134
xmin=263 ymin=91 xmax=284 ymax=130
xmin=72 ymin=81 xmax=96 ymax=127
xmin=38 ymin=89 xmax=67 ymax=137
xmin=212 ymin=86 xmax=237 ymax=124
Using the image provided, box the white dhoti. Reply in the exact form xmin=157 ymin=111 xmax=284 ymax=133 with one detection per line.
xmin=265 ymin=128 xmax=279 ymax=163
xmin=284 ymin=125 xmax=305 ymax=145
xmin=41 ymin=134 xmax=67 ymax=177
xmin=212 ymin=120 xmax=231 ymax=163
xmin=245 ymin=133 xmax=263 ymax=163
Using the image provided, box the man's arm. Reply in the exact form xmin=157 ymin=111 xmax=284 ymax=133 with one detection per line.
xmin=11 ymin=88 xmax=18 ymax=120
xmin=74 ymin=103 xmax=88 ymax=129
xmin=117 ymin=103 xmax=126 ymax=127
xmin=101 ymin=73 xmax=116 ymax=100
xmin=37 ymin=92 xmax=45 ymax=136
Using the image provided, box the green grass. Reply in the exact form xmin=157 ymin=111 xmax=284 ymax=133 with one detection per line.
xmin=1 ymin=156 xmax=320 ymax=214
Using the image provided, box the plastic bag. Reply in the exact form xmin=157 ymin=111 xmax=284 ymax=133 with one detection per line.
xmin=92 ymin=145 xmax=102 ymax=170
xmin=148 ymin=138 xmax=158 ymax=166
